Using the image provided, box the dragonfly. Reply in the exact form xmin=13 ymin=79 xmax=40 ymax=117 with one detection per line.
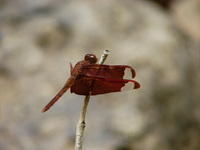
xmin=42 ymin=54 xmax=140 ymax=112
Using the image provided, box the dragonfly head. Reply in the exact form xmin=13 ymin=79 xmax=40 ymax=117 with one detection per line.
xmin=84 ymin=54 xmax=98 ymax=64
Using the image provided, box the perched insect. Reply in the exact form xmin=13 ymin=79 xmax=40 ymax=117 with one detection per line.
xmin=42 ymin=54 xmax=140 ymax=112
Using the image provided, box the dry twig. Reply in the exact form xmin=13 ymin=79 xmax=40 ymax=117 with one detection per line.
xmin=75 ymin=50 xmax=110 ymax=150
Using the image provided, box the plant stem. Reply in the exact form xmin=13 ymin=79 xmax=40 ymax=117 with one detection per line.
xmin=74 ymin=50 xmax=109 ymax=150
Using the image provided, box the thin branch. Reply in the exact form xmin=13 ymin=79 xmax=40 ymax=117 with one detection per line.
xmin=98 ymin=49 xmax=110 ymax=65
xmin=75 ymin=95 xmax=90 ymax=150
xmin=74 ymin=50 xmax=110 ymax=150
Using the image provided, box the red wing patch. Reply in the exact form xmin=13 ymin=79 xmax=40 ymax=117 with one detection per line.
xmin=70 ymin=76 xmax=140 ymax=95
xmin=81 ymin=64 xmax=136 ymax=79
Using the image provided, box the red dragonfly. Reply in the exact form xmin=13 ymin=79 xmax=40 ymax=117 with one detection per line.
xmin=42 ymin=54 xmax=140 ymax=112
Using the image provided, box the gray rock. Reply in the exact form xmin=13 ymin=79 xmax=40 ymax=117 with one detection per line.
xmin=0 ymin=0 xmax=199 ymax=150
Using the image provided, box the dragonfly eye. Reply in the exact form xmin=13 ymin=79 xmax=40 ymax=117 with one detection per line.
xmin=84 ymin=54 xmax=98 ymax=64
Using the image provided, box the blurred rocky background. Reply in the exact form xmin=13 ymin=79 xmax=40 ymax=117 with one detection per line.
xmin=0 ymin=0 xmax=200 ymax=150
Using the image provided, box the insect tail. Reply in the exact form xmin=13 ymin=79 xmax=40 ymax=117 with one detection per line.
xmin=41 ymin=85 xmax=70 ymax=112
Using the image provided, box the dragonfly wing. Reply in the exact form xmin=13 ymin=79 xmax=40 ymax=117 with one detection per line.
xmin=70 ymin=76 xmax=140 ymax=96
xmin=81 ymin=64 xmax=136 ymax=79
